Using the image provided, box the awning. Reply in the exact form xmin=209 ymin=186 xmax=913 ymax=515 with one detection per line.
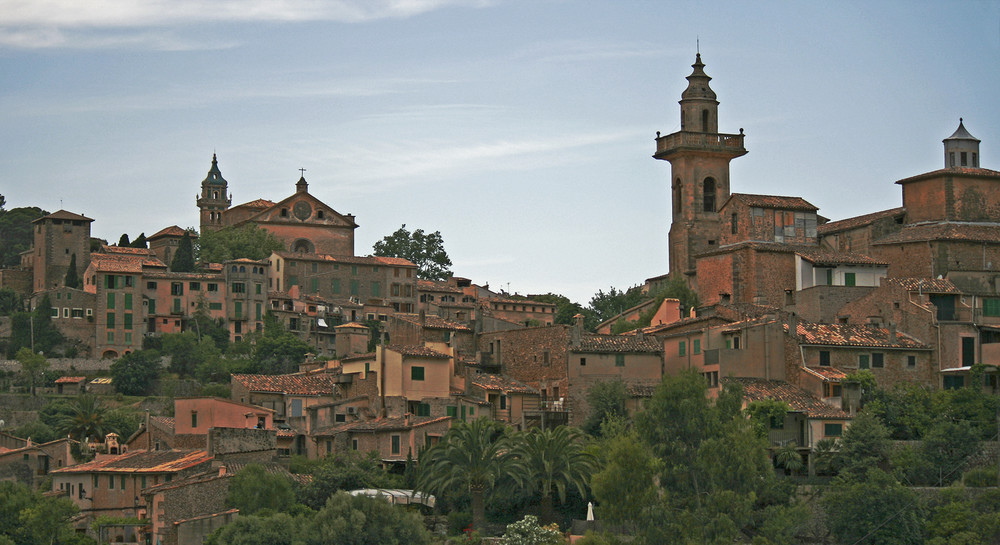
xmin=348 ymin=488 xmax=436 ymax=508
xmin=317 ymin=318 xmax=328 ymax=328
xmin=939 ymin=366 xmax=972 ymax=373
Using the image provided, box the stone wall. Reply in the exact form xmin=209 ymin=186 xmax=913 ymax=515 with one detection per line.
xmin=0 ymin=358 xmax=115 ymax=373
xmin=154 ymin=476 xmax=232 ymax=545
xmin=208 ymin=427 xmax=276 ymax=456
xmin=175 ymin=510 xmax=238 ymax=545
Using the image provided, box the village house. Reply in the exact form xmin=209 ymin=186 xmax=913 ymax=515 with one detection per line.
xmin=0 ymin=436 xmax=80 ymax=489
xmin=309 ymin=415 xmax=452 ymax=464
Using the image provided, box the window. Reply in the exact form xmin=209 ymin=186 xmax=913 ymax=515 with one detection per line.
xmin=943 ymin=375 xmax=965 ymax=390
xmin=332 ymin=279 xmax=341 ymax=294
xmin=124 ymin=313 xmax=132 ymax=330
xmin=579 ymin=357 xmax=586 ymax=366
xmin=824 ymin=423 xmax=843 ymax=437
xmin=350 ymin=280 xmax=359 ymax=296
xmin=109 ymin=475 xmax=115 ymax=489
xmin=819 ymin=351 xmax=831 ymax=366
xmin=189 ymin=282 xmax=200 ymax=291
xmin=702 ymin=178 xmax=716 ymax=212
xmin=693 ymin=339 xmax=701 ymax=355
xmin=411 ymin=366 xmax=424 ymax=381
xmin=124 ymin=293 xmax=132 ymax=310
xmin=615 ymin=354 xmax=625 ymax=367
xmin=335 ymin=413 xmax=346 ymax=423
xmin=310 ymin=278 xmax=318 ymax=293
xmin=234 ymin=301 xmax=243 ymax=318
xmin=256 ymin=283 xmax=262 ymax=295
xmin=858 ymin=354 xmax=870 ymax=369
xmin=50 ymin=307 xmax=58 ymax=318
xmin=961 ymin=151 xmax=968 ymax=166
xmin=391 ymin=435 xmax=400 ymax=455
xmin=352 ymin=439 xmax=358 ymax=451
xmin=416 ymin=403 xmax=430 ymax=416
xmin=207 ymin=283 xmax=218 ymax=292
xmin=147 ymin=281 xmax=157 ymax=289
xmin=170 ymin=282 xmax=183 ymax=295
xmin=446 ymin=406 xmax=457 ymax=418
xmin=871 ymin=353 xmax=884 ymax=368
xmin=984 ymin=298 xmax=1000 ymax=317
xmin=351 ymin=265 xmax=358 ymax=275
xmin=71 ymin=308 xmax=84 ymax=318
xmin=105 ymin=275 xmax=117 ymax=289
xmin=209 ymin=302 xmax=222 ymax=310
xmin=231 ymin=282 xmax=246 ymax=293
xmin=679 ymin=341 xmax=686 ymax=356
xmin=542 ymin=350 xmax=550 ymax=367
xmin=107 ymin=292 xmax=115 ymax=308
xmin=371 ymin=281 xmax=381 ymax=297
xmin=950 ymin=152 xmax=956 ymax=167
xmin=907 ymin=355 xmax=916 ymax=368
xmin=107 ymin=312 xmax=115 ymax=328
xmin=842 ymin=272 xmax=856 ymax=286
xmin=191 ymin=411 xmax=198 ymax=428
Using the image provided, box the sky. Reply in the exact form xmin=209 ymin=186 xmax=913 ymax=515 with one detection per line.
xmin=1 ymin=1 xmax=999 ymax=305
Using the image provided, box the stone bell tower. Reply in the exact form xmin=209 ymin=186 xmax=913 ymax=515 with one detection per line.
xmin=196 ymin=153 xmax=232 ymax=234
xmin=655 ymin=53 xmax=747 ymax=283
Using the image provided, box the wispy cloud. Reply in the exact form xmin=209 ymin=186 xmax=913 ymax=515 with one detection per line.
xmin=0 ymin=0 xmax=494 ymax=49
xmin=512 ymin=39 xmax=663 ymax=64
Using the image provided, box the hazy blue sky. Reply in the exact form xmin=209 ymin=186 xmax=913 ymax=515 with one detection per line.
xmin=2 ymin=1 xmax=998 ymax=304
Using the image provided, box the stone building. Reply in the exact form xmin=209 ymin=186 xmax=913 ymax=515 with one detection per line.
xmin=30 ymin=210 xmax=93 ymax=293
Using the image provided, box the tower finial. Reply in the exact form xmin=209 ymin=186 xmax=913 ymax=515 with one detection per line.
xmin=697 ymin=37 xmax=700 ymax=55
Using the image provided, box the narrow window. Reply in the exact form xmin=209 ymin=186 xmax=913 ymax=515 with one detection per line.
xmin=858 ymin=354 xmax=870 ymax=369
xmin=701 ymin=109 xmax=709 ymax=132
xmin=819 ymin=351 xmax=831 ymax=366
xmin=615 ymin=354 xmax=625 ymax=367
xmin=703 ymin=178 xmax=716 ymax=212
xmin=679 ymin=341 xmax=686 ymax=356
xmin=191 ymin=411 xmax=198 ymax=428
xmin=693 ymin=339 xmax=701 ymax=354
xmin=907 ymin=355 xmax=916 ymax=368
xmin=950 ymin=152 xmax=956 ymax=167
xmin=961 ymin=152 xmax=968 ymax=166
xmin=391 ymin=435 xmax=400 ymax=455
xmin=972 ymin=153 xmax=978 ymax=167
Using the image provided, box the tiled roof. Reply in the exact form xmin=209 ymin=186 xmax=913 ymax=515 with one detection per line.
xmin=625 ymin=383 xmax=657 ymax=397
xmin=33 ymin=210 xmax=93 ymax=223
xmin=796 ymin=251 xmax=888 ymax=266
xmin=576 ymin=334 xmax=662 ymax=353
xmin=726 ymin=193 xmax=818 ymax=211
xmin=232 ymin=373 xmax=335 ymax=395
xmin=484 ymin=297 xmax=557 ymax=307
xmin=233 ymin=199 xmax=276 ymax=210
xmin=726 ymin=377 xmax=850 ymax=419
xmin=340 ymin=352 xmax=375 ymax=363
xmin=817 ymin=207 xmax=906 ymax=235
xmin=90 ymin=252 xmax=165 ymax=273
xmin=151 ymin=416 xmax=175 ymax=434
xmin=55 ymin=376 xmax=86 ymax=384
xmin=873 ymin=222 xmax=1000 ymax=245
xmin=792 ymin=321 xmax=928 ymax=349
xmin=149 ymin=225 xmax=186 ymax=239
xmin=803 ymin=366 xmax=849 ymax=382
xmin=643 ymin=315 xmax=731 ymax=336
xmin=144 ymin=271 xmax=222 ymax=280
xmin=313 ymin=415 xmax=452 ymax=437
xmin=697 ymin=241 xmax=819 ymax=258
xmin=336 ymin=322 xmax=369 ymax=329
xmin=470 ymin=374 xmax=539 ymax=395
xmin=880 ymin=277 xmax=961 ymax=294
xmin=385 ymin=344 xmax=451 ymax=359
xmin=896 ymin=167 xmax=1000 ymax=185
xmin=102 ymin=245 xmax=159 ymax=256
xmin=393 ymin=313 xmax=471 ymax=331
xmin=51 ymin=449 xmax=212 ymax=474
xmin=417 ymin=279 xmax=463 ymax=293
xmin=272 ymin=251 xmax=416 ymax=268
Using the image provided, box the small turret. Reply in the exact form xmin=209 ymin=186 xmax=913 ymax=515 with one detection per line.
xmin=943 ymin=118 xmax=980 ymax=168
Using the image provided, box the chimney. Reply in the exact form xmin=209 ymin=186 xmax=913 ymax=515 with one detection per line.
xmin=888 ymin=321 xmax=897 ymax=343
xmin=419 ymin=309 xmax=426 ymax=327
xmin=145 ymin=409 xmax=151 ymax=451
xmin=571 ymin=314 xmax=584 ymax=347
xmin=787 ymin=314 xmax=799 ymax=338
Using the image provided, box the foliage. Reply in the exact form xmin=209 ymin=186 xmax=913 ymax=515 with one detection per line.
xmin=251 ymin=333 xmax=312 ymax=375
xmin=373 ymin=224 xmax=453 ymax=281
xmin=834 ymin=412 xmax=891 ymax=482
xmin=110 ymin=349 xmax=162 ymax=395
xmin=226 ymin=464 xmax=297 ymax=515
xmin=925 ymin=488 xmax=1000 ymax=545
xmin=417 ymin=418 xmax=523 ymax=531
xmin=919 ymin=417 xmax=980 ymax=486
xmin=64 ymin=253 xmax=81 ymax=288
xmin=962 ymin=467 xmax=998 ymax=487
xmin=744 ymin=399 xmax=789 ymax=439
xmin=15 ymin=347 xmax=48 ymax=396
xmin=821 ymin=469 xmax=923 ymax=545
xmin=297 ymin=451 xmax=401 ymax=510
xmin=58 ymin=394 xmax=108 ymax=442
xmin=499 ymin=515 xmax=563 ymax=545
xmin=12 ymin=420 xmax=57 ymax=443
xmin=170 ymin=230 xmax=196 ymax=272
xmin=587 ymin=286 xmax=647 ymax=325
xmin=589 ymin=428 xmax=660 ymax=532
xmin=0 ymin=480 xmax=91 ymax=545
xmin=7 ymin=294 xmax=65 ymax=357
xmin=530 ymin=293 xmax=596 ymax=329
xmin=103 ymin=407 xmax=143 ymax=442
xmin=131 ymin=233 xmax=147 ymax=248
xmin=118 ymin=234 xmax=131 ymax=247
xmin=0 ymin=204 xmax=47 ymax=268
xmin=206 ymin=512 xmax=309 ymax=545
xmin=514 ymin=426 xmax=597 ymax=524
xmin=0 ymin=288 xmax=23 ymax=316
xmin=160 ymin=332 xmax=220 ymax=378
xmin=311 ymin=491 xmax=432 ymax=545
xmin=197 ymin=224 xmax=284 ymax=263
xmin=582 ymin=379 xmax=629 ymax=436
xmin=843 ymin=369 xmax=878 ymax=407
xmin=608 ymin=277 xmax=700 ymax=334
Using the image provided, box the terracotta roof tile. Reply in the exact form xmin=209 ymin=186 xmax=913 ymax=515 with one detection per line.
xmin=577 ymin=334 xmax=662 ymax=353
xmin=385 ymin=344 xmax=451 ymax=359
xmin=725 ymin=377 xmax=850 ymax=419
xmin=484 ymin=297 xmax=557 ymax=307
xmin=232 ymin=373 xmax=335 ymax=395
xmin=233 ymin=199 xmax=276 ymax=210
xmin=340 ymin=352 xmax=375 ymax=362
xmin=796 ymin=251 xmax=888 ymax=266
xmin=792 ymin=321 xmax=928 ymax=349
xmin=896 ymin=167 xmax=1000 ymax=185
xmin=873 ymin=222 xmax=1000 ymax=245
xmin=804 ymin=366 xmax=849 ymax=381
xmin=880 ymin=277 xmax=961 ymax=294
xmin=149 ymin=225 xmax=187 ymax=239
xmin=272 ymin=251 xmax=416 ymax=268
xmin=51 ymin=449 xmax=212 ymax=474
xmin=393 ymin=313 xmax=471 ymax=331
xmin=417 ymin=279 xmax=463 ymax=293
xmin=817 ymin=208 xmax=906 ymax=235
xmin=55 ymin=376 xmax=86 ymax=384
xmin=313 ymin=415 xmax=452 ymax=436
xmin=33 ymin=210 xmax=93 ymax=223
xmin=470 ymin=374 xmax=538 ymax=395
xmin=726 ymin=193 xmax=818 ymax=211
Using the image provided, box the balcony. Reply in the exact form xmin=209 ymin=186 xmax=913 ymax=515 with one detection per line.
xmin=654 ymin=131 xmax=747 ymax=159
xmin=521 ymin=397 xmax=570 ymax=430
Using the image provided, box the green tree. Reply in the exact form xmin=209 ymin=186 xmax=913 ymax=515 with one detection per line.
xmin=312 ymin=491 xmax=432 ymax=545
xmin=103 ymin=407 xmax=143 ymax=442
xmin=12 ymin=420 xmax=57 ymax=444
xmin=530 ymin=293 xmax=596 ymax=329
xmin=170 ymin=230 xmax=196 ymax=272
xmin=131 ymin=233 xmax=147 ymax=248
xmin=417 ymin=418 xmax=523 ymax=531
xmin=582 ymin=379 xmax=629 ymax=436
xmin=206 ymin=512 xmax=307 ymax=545
xmin=110 ymin=350 xmax=161 ymax=396
xmin=58 ymin=394 xmax=108 ymax=442
xmin=0 ymin=481 xmax=90 ymax=545
xmin=226 ymin=464 xmax=297 ymax=516
xmin=588 ymin=286 xmax=647 ymax=324
xmin=0 ymin=205 xmax=47 ymax=268
xmin=161 ymin=332 xmax=220 ymax=378
xmin=15 ymin=347 xmax=47 ymax=396
xmin=8 ymin=294 xmax=64 ymax=357
xmin=197 ymin=224 xmax=283 ymax=263
xmin=373 ymin=224 xmax=452 ymax=281
xmin=834 ymin=412 xmax=891 ymax=482
xmin=822 ymin=469 xmax=923 ymax=545
xmin=252 ymin=333 xmax=312 ymax=375
xmin=297 ymin=451 xmax=401 ymax=510
xmin=0 ymin=288 xmax=22 ymax=316
xmin=63 ymin=253 xmax=81 ymax=289
xmin=589 ymin=428 xmax=660 ymax=533
xmin=515 ymin=426 xmax=597 ymax=524
xmin=117 ymin=234 xmax=131 ymax=247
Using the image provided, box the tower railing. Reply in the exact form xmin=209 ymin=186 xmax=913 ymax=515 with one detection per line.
xmin=655 ymin=131 xmax=745 ymax=156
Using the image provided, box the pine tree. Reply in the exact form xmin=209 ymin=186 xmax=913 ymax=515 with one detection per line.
xmin=63 ymin=253 xmax=80 ymax=288
xmin=118 ymin=233 xmax=130 ymax=247
xmin=171 ymin=231 xmax=195 ymax=272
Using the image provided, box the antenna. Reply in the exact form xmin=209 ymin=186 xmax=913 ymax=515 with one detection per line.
xmin=697 ymin=37 xmax=700 ymax=54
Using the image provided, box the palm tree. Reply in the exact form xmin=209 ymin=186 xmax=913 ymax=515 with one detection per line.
xmin=515 ymin=425 xmax=598 ymax=524
xmin=416 ymin=418 xmax=523 ymax=531
xmin=775 ymin=442 xmax=804 ymax=476
xmin=59 ymin=394 xmax=108 ymax=443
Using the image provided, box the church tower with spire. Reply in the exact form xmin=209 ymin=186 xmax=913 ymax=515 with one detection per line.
xmin=655 ymin=54 xmax=747 ymax=283
xmin=196 ymin=153 xmax=232 ymax=234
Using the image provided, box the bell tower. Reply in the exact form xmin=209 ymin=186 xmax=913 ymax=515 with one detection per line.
xmin=655 ymin=53 xmax=747 ymax=282
xmin=196 ymin=153 xmax=232 ymax=234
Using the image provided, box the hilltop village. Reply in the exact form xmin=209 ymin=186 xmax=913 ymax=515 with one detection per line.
xmin=1 ymin=55 xmax=999 ymax=544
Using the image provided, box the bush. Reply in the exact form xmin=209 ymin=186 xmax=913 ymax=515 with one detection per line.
xmin=961 ymin=467 xmax=998 ymax=487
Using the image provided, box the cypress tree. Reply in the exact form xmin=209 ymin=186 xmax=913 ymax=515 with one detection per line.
xmin=118 ymin=233 xmax=131 ymax=247
xmin=64 ymin=253 xmax=80 ymax=288
xmin=171 ymin=231 xmax=196 ymax=272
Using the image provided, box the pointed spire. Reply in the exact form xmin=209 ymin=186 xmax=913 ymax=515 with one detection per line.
xmin=943 ymin=118 xmax=981 ymax=169
xmin=681 ymin=53 xmax=717 ymax=101
xmin=944 ymin=118 xmax=980 ymax=143
xmin=202 ymin=153 xmax=228 ymax=185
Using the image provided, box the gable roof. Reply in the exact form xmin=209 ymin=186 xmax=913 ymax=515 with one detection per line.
xmin=792 ymin=321 xmax=928 ymax=349
xmin=896 ymin=167 xmax=1000 ymax=185
xmin=722 ymin=193 xmax=818 ymax=211
xmin=817 ymin=207 xmax=906 ymax=235
xmin=33 ymin=210 xmax=93 ymax=223
xmin=872 ymin=221 xmax=1000 ymax=245
xmin=243 ymin=188 xmax=358 ymax=228
xmin=796 ymin=250 xmax=887 ymax=266
xmin=392 ymin=313 xmax=471 ymax=331
xmin=149 ymin=225 xmax=187 ymax=240
xmin=576 ymin=334 xmax=662 ymax=353
xmin=51 ymin=449 xmax=212 ymax=474
xmin=232 ymin=373 xmax=335 ymax=396
xmin=384 ymin=344 xmax=451 ymax=359
xmin=880 ymin=277 xmax=961 ymax=294
xmin=725 ymin=377 xmax=850 ymax=419
xmin=312 ymin=415 xmax=452 ymax=437
xmin=470 ymin=374 xmax=538 ymax=395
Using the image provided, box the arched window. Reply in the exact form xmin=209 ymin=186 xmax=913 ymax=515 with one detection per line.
xmin=673 ymin=179 xmax=683 ymax=214
xmin=239 ymin=266 xmax=246 ymax=273
xmin=293 ymin=239 xmax=314 ymax=253
xmin=701 ymin=109 xmax=709 ymax=132
xmin=703 ymin=178 xmax=716 ymax=212
xmin=213 ymin=191 xmax=218 ymax=199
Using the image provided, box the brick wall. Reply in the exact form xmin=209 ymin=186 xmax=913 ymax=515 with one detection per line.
xmin=478 ymin=326 xmax=569 ymax=387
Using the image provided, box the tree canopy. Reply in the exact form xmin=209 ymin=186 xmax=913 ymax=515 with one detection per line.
xmin=197 ymin=224 xmax=284 ymax=263
xmin=0 ymin=202 xmax=47 ymax=268
xmin=373 ymin=224 xmax=452 ymax=281
xmin=170 ymin=230 xmax=196 ymax=272
xmin=110 ymin=350 xmax=162 ymax=396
